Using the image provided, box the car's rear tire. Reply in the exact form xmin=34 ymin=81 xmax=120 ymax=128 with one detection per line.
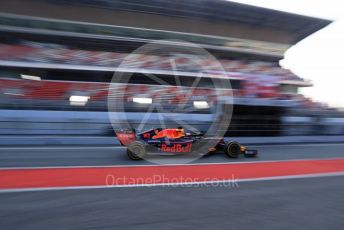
xmin=224 ymin=141 xmax=241 ymax=158
xmin=127 ymin=141 xmax=146 ymax=160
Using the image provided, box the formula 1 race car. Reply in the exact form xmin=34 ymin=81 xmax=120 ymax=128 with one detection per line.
xmin=115 ymin=127 xmax=258 ymax=160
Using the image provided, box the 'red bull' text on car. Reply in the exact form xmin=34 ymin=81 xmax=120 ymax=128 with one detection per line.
xmin=115 ymin=127 xmax=258 ymax=160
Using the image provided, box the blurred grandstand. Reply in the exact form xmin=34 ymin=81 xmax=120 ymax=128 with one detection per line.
xmin=0 ymin=0 xmax=343 ymax=138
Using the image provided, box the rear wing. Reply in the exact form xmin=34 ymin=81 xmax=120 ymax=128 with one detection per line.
xmin=114 ymin=129 xmax=136 ymax=146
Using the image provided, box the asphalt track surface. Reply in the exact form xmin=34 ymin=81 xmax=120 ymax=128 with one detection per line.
xmin=1 ymin=143 xmax=344 ymax=167
xmin=0 ymin=143 xmax=344 ymax=229
xmin=0 ymin=176 xmax=343 ymax=230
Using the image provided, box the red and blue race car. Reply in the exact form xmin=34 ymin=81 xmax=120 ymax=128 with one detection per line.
xmin=115 ymin=127 xmax=258 ymax=160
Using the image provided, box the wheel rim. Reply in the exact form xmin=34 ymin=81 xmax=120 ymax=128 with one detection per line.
xmin=229 ymin=144 xmax=240 ymax=155
xmin=131 ymin=145 xmax=144 ymax=157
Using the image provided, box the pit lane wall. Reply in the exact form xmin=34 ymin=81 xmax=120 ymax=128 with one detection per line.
xmin=1 ymin=135 xmax=344 ymax=146
xmin=1 ymin=106 xmax=344 ymax=139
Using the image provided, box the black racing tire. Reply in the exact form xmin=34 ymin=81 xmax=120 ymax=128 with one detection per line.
xmin=224 ymin=141 xmax=241 ymax=158
xmin=127 ymin=141 xmax=146 ymax=160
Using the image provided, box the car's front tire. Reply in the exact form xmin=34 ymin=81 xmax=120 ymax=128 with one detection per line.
xmin=224 ymin=141 xmax=241 ymax=158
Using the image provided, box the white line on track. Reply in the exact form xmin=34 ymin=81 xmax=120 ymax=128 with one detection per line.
xmin=0 ymin=157 xmax=343 ymax=170
xmin=0 ymin=172 xmax=343 ymax=193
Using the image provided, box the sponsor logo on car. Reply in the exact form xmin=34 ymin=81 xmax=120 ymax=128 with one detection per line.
xmin=161 ymin=143 xmax=192 ymax=153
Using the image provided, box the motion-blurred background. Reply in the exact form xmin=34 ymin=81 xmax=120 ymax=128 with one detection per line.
xmin=0 ymin=0 xmax=343 ymax=145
